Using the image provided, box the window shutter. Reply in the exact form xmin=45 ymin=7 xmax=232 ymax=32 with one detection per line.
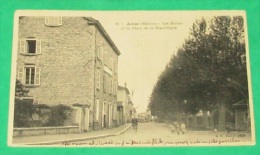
xmin=100 ymin=46 xmax=103 ymax=60
xmin=104 ymin=49 xmax=106 ymax=63
xmin=36 ymin=40 xmax=41 ymax=54
xmin=97 ymin=45 xmax=100 ymax=60
xmin=111 ymin=79 xmax=113 ymax=94
xmin=106 ymin=75 xmax=109 ymax=93
xmin=20 ymin=40 xmax=26 ymax=53
xmin=96 ymin=70 xmax=100 ymax=89
xmin=17 ymin=66 xmax=24 ymax=83
xmin=114 ymin=80 xmax=117 ymax=95
xmin=96 ymin=99 xmax=99 ymax=121
xmin=58 ymin=17 xmax=62 ymax=25
xmin=111 ymin=58 xmax=114 ymax=70
xmin=45 ymin=17 xmax=49 ymax=25
xmin=109 ymin=77 xmax=112 ymax=94
xmin=49 ymin=17 xmax=54 ymax=25
xmin=35 ymin=67 xmax=41 ymax=85
xmin=103 ymin=75 xmax=105 ymax=92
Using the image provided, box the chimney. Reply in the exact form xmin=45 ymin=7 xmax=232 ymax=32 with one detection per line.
xmin=124 ymin=82 xmax=127 ymax=88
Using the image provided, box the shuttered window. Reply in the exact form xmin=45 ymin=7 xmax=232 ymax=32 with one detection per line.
xmin=17 ymin=66 xmax=41 ymax=85
xmin=20 ymin=39 xmax=41 ymax=54
xmin=45 ymin=17 xmax=62 ymax=26
xmin=96 ymin=99 xmax=100 ymax=121
xmin=96 ymin=69 xmax=100 ymax=89
xmin=114 ymin=81 xmax=117 ymax=95
xmin=97 ymin=44 xmax=103 ymax=61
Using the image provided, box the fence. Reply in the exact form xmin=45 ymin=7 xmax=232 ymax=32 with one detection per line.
xmin=13 ymin=126 xmax=79 ymax=137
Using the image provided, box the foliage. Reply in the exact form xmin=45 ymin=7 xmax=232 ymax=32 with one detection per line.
xmin=14 ymin=98 xmax=34 ymax=127
xmin=14 ymin=79 xmax=73 ymax=127
xmin=14 ymin=79 xmax=32 ymax=127
xmin=148 ymin=16 xmax=248 ymax=128
xmin=45 ymin=104 xmax=73 ymax=126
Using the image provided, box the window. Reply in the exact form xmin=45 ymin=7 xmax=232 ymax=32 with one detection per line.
xmin=110 ymin=57 xmax=113 ymax=70
xmin=103 ymin=75 xmax=106 ymax=93
xmin=97 ymin=44 xmax=103 ymax=61
xmin=96 ymin=99 xmax=99 ymax=121
xmin=45 ymin=16 xmax=62 ymax=26
xmin=114 ymin=60 xmax=117 ymax=73
xmin=97 ymin=45 xmax=101 ymax=60
xmin=20 ymin=39 xmax=41 ymax=54
xmin=96 ymin=69 xmax=100 ymax=89
xmin=17 ymin=66 xmax=41 ymax=85
xmin=114 ymin=81 xmax=117 ymax=95
xmin=110 ymin=78 xmax=113 ymax=94
xmin=103 ymin=49 xmax=107 ymax=65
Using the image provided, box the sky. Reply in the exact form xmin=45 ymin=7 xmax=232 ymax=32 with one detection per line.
xmin=89 ymin=11 xmax=198 ymax=113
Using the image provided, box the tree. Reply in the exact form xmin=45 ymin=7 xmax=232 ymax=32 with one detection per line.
xmin=148 ymin=16 xmax=248 ymax=130
xmin=14 ymin=79 xmax=32 ymax=127
xmin=45 ymin=104 xmax=72 ymax=126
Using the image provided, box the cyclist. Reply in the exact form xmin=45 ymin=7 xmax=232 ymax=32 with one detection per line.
xmin=132 ymin=117 xmax=138 ymax=131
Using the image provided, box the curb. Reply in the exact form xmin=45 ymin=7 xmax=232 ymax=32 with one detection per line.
xmin=19 ymin=124 xmax=132 ymax=145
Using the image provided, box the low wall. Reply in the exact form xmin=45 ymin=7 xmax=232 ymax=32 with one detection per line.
xmin=13 ymin=126 xmax=79 ymax=137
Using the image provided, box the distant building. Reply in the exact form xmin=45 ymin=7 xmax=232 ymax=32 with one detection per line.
xmin=117 ymin=83 xmax=133 ymax=123
xmin=16 ymin=16 xmax=120 ymax=131
xmin=233 ymin=99 xmax=250 ymax=131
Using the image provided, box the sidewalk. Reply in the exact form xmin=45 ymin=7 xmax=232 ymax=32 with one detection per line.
xmin=12 ymin=123 xmax=131 ymax=145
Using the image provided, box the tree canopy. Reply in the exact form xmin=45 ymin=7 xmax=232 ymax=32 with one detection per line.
xmin=148 ymin=16 xmax=248 ymax=129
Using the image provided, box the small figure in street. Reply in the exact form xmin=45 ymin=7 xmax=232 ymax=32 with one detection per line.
xmin=169 ymin=123 xmax=176 ymax=133
xmin=132 ymin=117 xmax=138 ymax=132
xmin=175 ymin=122 xmax=181 ymax=135
xmin=180 ymin=122 xmax=186 ymax=134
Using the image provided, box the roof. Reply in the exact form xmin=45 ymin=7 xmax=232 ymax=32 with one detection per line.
xmin=233 ymin=99 xmax=248 ymax=108
xmin=84 ymin=17 xmax=121 ymax=56
xmin=118 ymin=85 xmax=130 ymax=94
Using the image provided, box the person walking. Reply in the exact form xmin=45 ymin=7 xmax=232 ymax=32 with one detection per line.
xmin=180 ymin=121 xmax=186 ymax=134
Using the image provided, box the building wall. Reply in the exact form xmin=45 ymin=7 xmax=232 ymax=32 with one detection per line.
xmin=117 ymin=87 xmax=133 ymax=123
xmin=235 ymin=108 xmax=248 ymax=131
xmin=17 ymin=17 xmax=95 ymax=107
xmin=17 ymin=16 xmax=119 ymax=130
xmin=93 ymin=25 xmax=119 ymax=129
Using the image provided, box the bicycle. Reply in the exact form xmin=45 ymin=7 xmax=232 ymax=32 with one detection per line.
xmin=132 ymin=123 xmax=138 ymax=132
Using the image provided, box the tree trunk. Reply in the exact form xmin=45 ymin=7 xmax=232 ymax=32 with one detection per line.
xmin=185 ymin=114 xmax=189 ymax=128
xmin=218 ymin=102 xmax=226 ymax=131
xmin=209 ymin=111 xmax=214 ymax=130
xmin=192 ymin=114 xmax=197 ymax=129
xmin=202 ymin=110 xmax=209 ymax=129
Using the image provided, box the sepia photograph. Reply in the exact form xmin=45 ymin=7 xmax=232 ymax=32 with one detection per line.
xmin=8 ymin=10 xmax=255 ymax=147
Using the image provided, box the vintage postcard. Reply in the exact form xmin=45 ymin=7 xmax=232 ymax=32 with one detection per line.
xmin=8 ymin=10 xmax=255 ymax=147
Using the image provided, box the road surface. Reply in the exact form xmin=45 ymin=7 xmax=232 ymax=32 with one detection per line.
xmin=60 ymin=122 xmax=253 ymax=147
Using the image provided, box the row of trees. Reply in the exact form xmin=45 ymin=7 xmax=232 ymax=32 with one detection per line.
xmin=148 ymin=16 xmax=248 ymax=130
xmin=14 ymin=79 xmax=72 ymax=127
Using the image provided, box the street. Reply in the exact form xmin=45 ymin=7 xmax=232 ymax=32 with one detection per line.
xmin=60 ymin=122 xmax=253 ymax=147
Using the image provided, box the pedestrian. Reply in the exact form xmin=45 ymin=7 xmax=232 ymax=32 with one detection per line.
xmin=169 ymin=123 xmax=175 ymax=133
xmin=174 ymin=122 xmax=180 ymax=135
xmin=180 ymin=122 xmax=186 ymax=134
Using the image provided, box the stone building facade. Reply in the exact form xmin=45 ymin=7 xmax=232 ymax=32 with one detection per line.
xmin=117 ymin=84 xmax=133 ymax=123
xmin=16 ymin=16 xmax=120 ymax=131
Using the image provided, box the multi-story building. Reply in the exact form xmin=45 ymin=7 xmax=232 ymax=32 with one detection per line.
xmin=117 ymin=84 xmax=134 ymax=123
xmin=16 ymin=16 xmax=120 ymax=131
